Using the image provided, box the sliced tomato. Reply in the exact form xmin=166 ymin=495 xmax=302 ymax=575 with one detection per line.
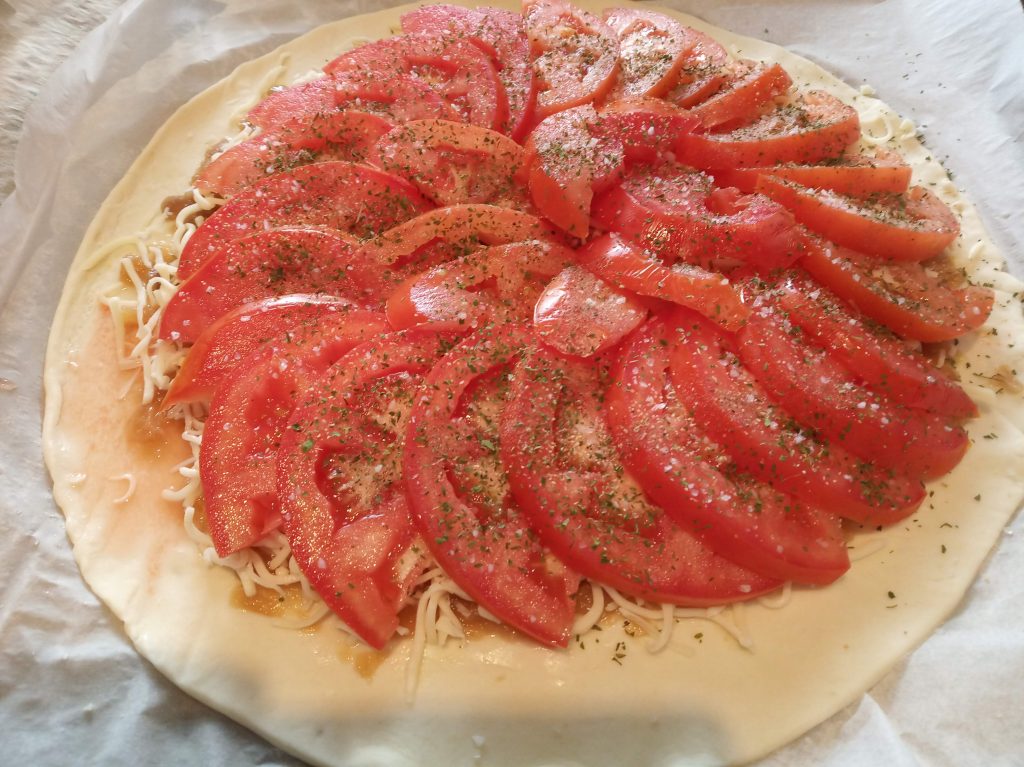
xmin=578 ymin=232 xmax=749 ymax=330
xmin=603 ymin=8 xmax=691 ymax=99
xmin=760 ymin=274 xmax=977 ymax=418
xmin=401 ymin=5 xmax=536 ymax=140
xmin=195 ymin=111 xmax=393 ymax=197
xmin=738 ymin=312 xmax=969 ymax=479
xmin=663 ymin=27 xmax=730 ymax=108
xmin=533 ymin=264 xmax=648 ymax=357
xmin=758 ymin=177 xmax=960 ymax=261
xmin=524 ymin=104 xmax=624 ymax=237
xmin=667 ymin=309 xmax=925 ymax=526
xmin=161 ymin=228 xmax=381 ymax=343
xmin=355 ymin=204 xmax=560 ymax=293
xmin=402 ymin=325 xmax=576 ymax=646
xmin=246 ymin=74 xmax=458 ymax=134
xmin=677 ymin=91 xmax=861 ymax=168
xmin=386 ymin=239 xmax=572 ymax=330
xmin=502 ymin=345 xmax=788 ymax=598
xmin=605 ymin=318 xmax=849 ymax=584
xmin=176 ymin=161 xmax=432 ymax=282
xmin=591 ymin=163 xmax=804 ymax=271
xmin=690 ymin=60 xmax=792 ymax=129
xmin=200 ymin=311 xmax=386 ymax=558
xmin=276 ymin=326 xmax=464 ymax=649
xmin=324 ymin=33 xmax=507 ymax=131
xmin=162 ymin=295 xmax=354 ymax=408
xmin=710 ymin=149 xmax=911 ymax=197
xmin=799 ymin=239 xmax=993 ymax=342
xmin=523 ymin=0 xmax=619 ymax=118
xmin=372 ymin=120 xmax=526 ymax=207
xmin=597 ymin=98 xmax=702 ymax=163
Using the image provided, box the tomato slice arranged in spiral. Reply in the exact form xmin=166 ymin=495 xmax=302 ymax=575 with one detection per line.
xmin=161 ymin=227 xmax=378 ymax=343
xmin=176 ymin=161 xmax=432 ymax=281
xmin=502 ymin=345 xmax=788 ymax=599
xmin=201 ymin=311 xmax=387 ymax=558
xmin=277 ymin=326 xmax=464 ymax=649
xmin=163 ymin=295 xmax=355 ymax=408
xmin=667 ymin=309 xmax=926 ymax=526
xmin=690 ymin=60 xmax=792 ymax=130
xmin=403 ymin=325 xmax=576 ymax=647
xmin=603 ymin=8 xmax=691 ymax=99
xmin=605 ymin=318 xmax=849 ymax=584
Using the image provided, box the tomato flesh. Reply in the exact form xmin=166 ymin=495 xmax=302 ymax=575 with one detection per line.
xmin=664 ymin=27 xmax=730 ymax=108
xmin=760 ymin=274 xmax=978 ymax=418
xmin=667 ymin=309 xmax=925 ymax=526
xmin=690 ymin=60 xmax=792 ymax=130
xmin=195 ymin=111 xmax=393 ymax=198
xmin=503 ymin=345 xmax=788 ymax=599
xmin=163 ymin=295 xmax=354 ymax=408
xmin=604 ymin=8 xmax=691 ymax=99
xmin=201 ymin=311 xmax=386 ymax=558
xmin=525 ymin=104 xmax=624 ymax=237
xmin=524 ymin=0 xmax=620 ymax=118
xmin=738 ymin=312 xmax=969 ymax=479
xmin=401 ymin=5 xmax=536 ymax=140
xmin=606 ymin=318 xmax=849 ymax=584
xmin=176 ymin=161 xmax=432 ymax=281
xmin=710 ymin=149 xmax=911 ymax=197
xmin=592 ymin=163 xmax=804 ymax=271
xmin=759 ymin=177 xmax=960 ymax=261
xmin=799 ymin=239 xmax=993 ymax=342
xmin=533 ymin=264 xmax=648 ymax=357
xmin=386 ymin=239 xmax=572 ymax=330
xmin=578 ymin=232 xmax=749 ymax=331
xmin=276 ymin=327 xmax=463 ymax=649
xmin=161 ymin=227 xmax=379 ymax=343
xmin=402 ymin=325 xmax=576 ymax=646
xmin=373 ymin=119 xmax=527 ymax=208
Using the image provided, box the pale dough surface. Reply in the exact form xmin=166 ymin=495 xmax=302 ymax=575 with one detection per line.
xmin=41 ymin=1 xmax=1024 ymax=765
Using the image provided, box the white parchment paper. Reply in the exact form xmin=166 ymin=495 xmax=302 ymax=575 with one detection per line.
xmin=1 ymin=1 xmax=1022 ymax=765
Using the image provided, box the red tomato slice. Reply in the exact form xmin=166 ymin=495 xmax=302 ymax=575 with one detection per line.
xmin=502 ymin=345 xmax=788 ymax=598
xmin=195 ymin=111 xmax=393 ymax=197
xmin=246 ymin=74 xmax=458 ymax=134
xmin=605 ymin=318 xmax=849 ymax=584
xmin=402 ymin=325 xmax=576 ymax=646
xmin=761 ymin=274 xmax=978 ymax=418
xmin=276 ymin=326 xmax=464 ymax=649
xmin=525 ymin=104 xmax=624 ymax=237
xmin=799 ymin=240 xmax=993 ymax=342
xmin=663 ymin=27 xmax=730 ymax=108
xmin=324 ymin=33 xmax=507 ymax=131
xmin=690 ymin=60 xmax=792 ymax=129
xmin=176 ymin=161 xmax=432 ymax=282
xmin=533 ymin=264 xmax=648 ymax=357
xmin=523 ymin=0 xmax=620 ymax=118
xmin=758 ymin=177 xmax=960 ymax=261
xmin=597 ymin=98 xmax=702 ymax=163
xmin=162 ymin=295 xmax=354 ymax=408
xmin=578 ymin=232 xmax=749 ymax=331
xmin=667 ymin=309 xmax=925 ymax=526
xmin=603 ymin=8 xmax=691 ymax=99
xmin=161 ymin=227 xmax=380 ymax=343
xmin=738 ymin=313 xmax=969 ymax=479
xmin=591 ymin=163 xmax=804 ymax=271
xmin=401 ymin=5 xmax=536 ymax=140
xmin=677 ymin=91 xmax=861 ymax=167
xmin=200 ymin=311 xmax=386 ymax=558
xmin=372 ymin=120 xmax=527 ymax=207
xmin=386 ymin=239 xmax=572 ymax=330
xmin=710 ymin=149 xmax=912 ymax=197
xmin=355 ymin=204 xmax=560 ymax=293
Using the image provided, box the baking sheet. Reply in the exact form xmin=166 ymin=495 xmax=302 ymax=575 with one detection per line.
xmin=1 ymin=0 xmax=1022 ymax=764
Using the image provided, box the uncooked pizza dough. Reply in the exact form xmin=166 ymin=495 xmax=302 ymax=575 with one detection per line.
xmin=42 ymin=1 xmax=1024 ymax=765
